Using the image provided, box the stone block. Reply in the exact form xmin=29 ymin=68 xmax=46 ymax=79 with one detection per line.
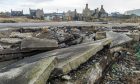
xmin=0 ymin=56 xmax=57 ymax=84
xmin=21 ymin=37 xmax=58 ymax=50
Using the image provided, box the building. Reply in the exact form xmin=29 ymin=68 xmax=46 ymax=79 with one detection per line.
xmin=0 ymin=12 xmax=11 ymax=17
xmin=125 ymin=9 xmax=140 ymax=16
xmin=82 ymin=4 xmax=93 ymax=17
xmin=64 ymin=9 xmax=79 ymax=21
xmin=44 ymin=12 xmax=64 ymax=21
xmin=11 ymin=10 xmax=23 ymax=16
xmin=92 ymin=8 xmax=100 ymax=18
xmin=110 ymin=12 xmax=123 ymax=17
xmin=98 ymin=5 xmax=108 ymax=18
xmin=29 ymin=8 xmax=44 ymax=19
xmin=82 ymin=4 xmax=93 ymax=20
xmin=82 ymin=4 xmax=108 ymax=21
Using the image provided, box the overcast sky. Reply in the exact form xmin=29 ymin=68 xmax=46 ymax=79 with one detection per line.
xmin=0 ymin=0 xmax=140 ymax=14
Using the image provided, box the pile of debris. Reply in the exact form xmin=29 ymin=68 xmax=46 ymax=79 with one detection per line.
xmin=0 ymin=27 xmax=96 ymax=61
xmin=0 ymin=26 xmax=139 ymax=84
xmin=102 ymin=45 xmax=140 ymax=84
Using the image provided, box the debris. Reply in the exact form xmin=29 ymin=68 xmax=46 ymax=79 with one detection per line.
xmin=110 ymin=47 xmax=123 ymax=54
xmin=95 ymin=31 xmax=106 ymax=40
xmin=10 ymin=32 xmax=33 ymax=38
xmin=0 ymin=26 xmax=139 ymax=84
xmin=62 ymin=75 xmax=71 ymax=80
xmin=127 ymin=32 xmax=140 ymax=41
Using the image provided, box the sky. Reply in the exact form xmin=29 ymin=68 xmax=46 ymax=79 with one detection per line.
xmin=0 ymin=0 xmax=140 ymax=14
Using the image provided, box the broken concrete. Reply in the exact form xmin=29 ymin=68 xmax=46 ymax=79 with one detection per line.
xmin=106 ymin=31 xmax=132 ymax=47
xmin=110 ymin=47 xmax=123 ymax=54
xmin=0 ymin=56 xmax=57 ymax=84
xmin=0 ymin=48 xmax=44 ymax=62
xmin=10 ymin=32 xmax=33 ymax=38
xmin=0 ymin=38 xmax=22 ymax=44
xmin=0 ymin=60 xmax=18 ymax=69
xmin=126 ymin=32 xmax=140 ymax=41
xmin=53 ymin=38 xmax=111 ymax=75
xmin=86 ymin=56 xmax=110 ymax=84
xmin=21 ymin=37 xmax=58 ymax=50
xmin=0 ymin=38 xmax=111 ymax=84
xmin=95 ymin=31 xmax=106 ymax=40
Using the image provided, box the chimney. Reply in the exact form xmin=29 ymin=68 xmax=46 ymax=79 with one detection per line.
xmin=86 ymin=4 xmax=88 ymax=8
xmin=101 ymin=5 xmax=103 ymax=8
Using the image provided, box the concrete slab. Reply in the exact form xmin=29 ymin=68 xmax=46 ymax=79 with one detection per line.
xmin=126 ymin=33 xmax=140 ymax=41
xmin=0 ymin=38 xmax=111 ymax=84
xmin=106 ymin=31 xmax=132 ymax=47
xmin=53 ymin=38 xmax=111 ymax=75
xmin=0 ymin=38 xmax=22 ymax=44
xmin=0 ymin=56 xmax=57 ymax=84
xmin=0 ymin=60 xmax=18 ymax=69
xmin=21 ymin=37 xmax=58 ymax=50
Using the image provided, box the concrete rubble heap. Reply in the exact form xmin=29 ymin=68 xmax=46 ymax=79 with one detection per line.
xmin=0 ymin=38 xmax=111 ymax=84
xmin=0 ymin=25 xmax=139 ymax=84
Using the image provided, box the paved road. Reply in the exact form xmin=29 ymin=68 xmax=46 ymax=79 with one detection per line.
xmin=0 ymin=22 xmax=139 ymax=28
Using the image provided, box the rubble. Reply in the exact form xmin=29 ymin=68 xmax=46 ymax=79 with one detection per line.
xmin=95 ymin=31 xmax=106 ymax=40
xmin=0 ymin=38 xmax=111 ymax=84
xmin=48 ymin=43 xmax=111 ymax=84
xmin=0 ymin=26 xmax=139 ymax=84
xmin=126 ymin=31 xmax=140 ymax=41
xmin=62 ymin=75 xmax=71 ymax=80
xmin=10 ymin=32 xmax=33 ymax=38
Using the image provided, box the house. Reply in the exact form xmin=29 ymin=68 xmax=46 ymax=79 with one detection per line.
xmin=11 ymin=10 xmax=23 ymax=16
xmin=29 ymin=8 xmax=44 ymax=19
xmin=0 ymin=12 xmax=11 ymax=17
xmin=82 ymin=4 xmax=93 ymax=20
xmin=82 ymin=4 xmax=108 ymax=21
xmin=98 ymin=5 xmax=108 ymax=18
xmin=44 ymin=12 xmax=64 ymax=21
xmin=65 ymin=9 xmax=79 ymax=21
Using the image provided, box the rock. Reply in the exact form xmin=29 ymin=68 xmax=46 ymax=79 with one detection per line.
xmin=67 ymin=37 xmax=83 ymax=46
xmin=126 ymin=32 xmax=140 ymax=41
xmin=0 ymin=45 xmax=3 ymax=50
xmin=21 ymin=37 xmax=58 ymax=50
xmin=10 ymin=32 xmax=33 ymax=38
xmin=95 ymin=32 xmax=106 ymax=40
xmin=126 ymin=52 xmax=131 ymax=55
xmin=0 ymin=38 xmax=22 ymax=44
xmin=57 ymin=33 xmax=74 ymax=43
xmin=113 ymin=52 xmax=121 ymax=57
xmin=110 ymin=47 xmax=123 ymax=54
xmin=59 ymin=43 xmax=68 ymax=48
xmin=62 ymin=75 xmax=71 ymax=80
xmin=87 ymin=63 xmax=102 ymax=84
xmin=82 ymin=34 xmax=95 ymax=43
